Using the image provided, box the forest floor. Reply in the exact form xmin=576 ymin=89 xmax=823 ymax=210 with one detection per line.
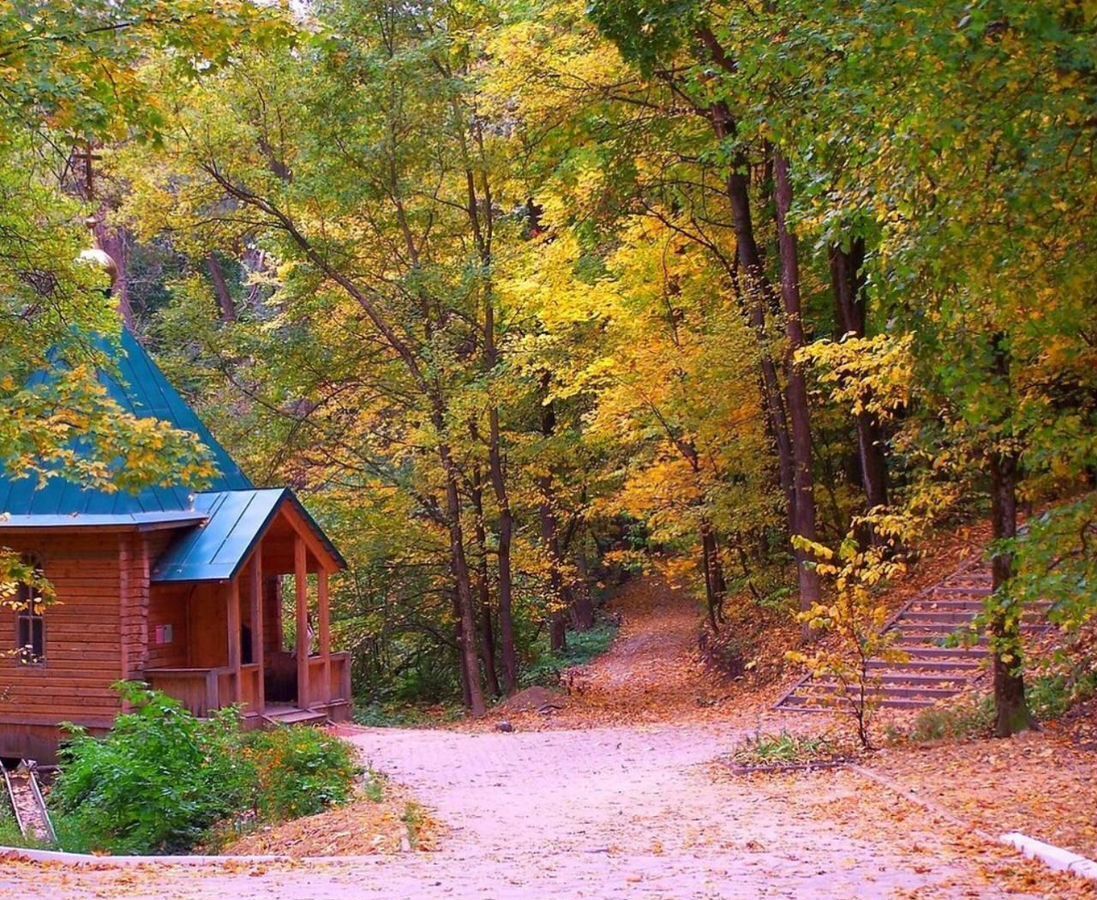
xmin=3 ymin=560 xmax=1095 ymax=897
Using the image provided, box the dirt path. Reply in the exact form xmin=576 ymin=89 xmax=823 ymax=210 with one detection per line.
xmin=0 ymin=577 xmax=1075 ymax=897
xmin=489 ymin=574 xmax=771 ymax=730
xmin=566 ymin=574 xmax=724 ymax=721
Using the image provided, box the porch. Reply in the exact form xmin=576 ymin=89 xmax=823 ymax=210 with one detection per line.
xmin=142 ymin=489 xmax=352 ymax=726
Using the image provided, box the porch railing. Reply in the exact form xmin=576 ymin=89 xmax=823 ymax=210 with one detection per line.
xmin=144 ymin=667 xmax=231 ymax=718
xmin=145 ymin=653 xmax=351 ymax=718
xmin=301 ymin=652 xmax=352 ymax=708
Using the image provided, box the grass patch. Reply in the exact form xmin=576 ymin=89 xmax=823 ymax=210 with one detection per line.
xmin=732 ymin=730 xmax=844 ymax=767
xmin=0 ymin=794 xmax=45 ymax=849
xmin=520 ymin=620 xmax=619 ymax=688
xmin=401 ymin=801 xmax=428 ymax=849
xmin=353 ymin=701 xmax=464 ymax=729
xmin=362 ymin=769 xmax=386 ymax=803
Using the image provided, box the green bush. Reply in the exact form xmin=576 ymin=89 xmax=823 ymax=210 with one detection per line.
xmin=243 ymin=726 xmax=360 ymax=821
xmin=52 ymin=684 xmax=253 ymax=854
xmin=1027 ymin=670 xmax=1097 ymax=721
xmin=50 ymin=683 xmax=360 ymax=855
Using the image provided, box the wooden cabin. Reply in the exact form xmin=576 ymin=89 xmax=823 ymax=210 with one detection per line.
xmin=0 ymin=330 xmax=351 ymax=762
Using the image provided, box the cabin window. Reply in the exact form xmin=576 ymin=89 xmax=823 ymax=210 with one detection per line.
xmin=15 ymin=563 xmax=46 ymax=665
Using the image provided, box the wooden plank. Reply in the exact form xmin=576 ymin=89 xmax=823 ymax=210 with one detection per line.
xmin=318 ymin=567 xmax=331 ymax=704
xmin=226 ymin=580 xmax=241 ymax=705
xmin=295 ymin=536 xmax=310 ymax=708
xmin=251 ymin=553 xmax=265 ymax=714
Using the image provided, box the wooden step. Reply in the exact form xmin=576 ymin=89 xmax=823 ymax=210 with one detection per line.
xmin=262 ymin=707 xmax=328 ymax=727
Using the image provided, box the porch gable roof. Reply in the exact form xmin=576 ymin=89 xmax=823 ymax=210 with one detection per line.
xmin=150 ymin=488 xmax=345 ymax=583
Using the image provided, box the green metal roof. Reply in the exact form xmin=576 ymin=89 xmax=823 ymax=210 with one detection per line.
xmin=151 ymin=488 xmax=346 ymax=583
xmin=0 ymin=328 xmax=251 ymax=523
xmin=0 ymin=328 xmax=346 ymax=583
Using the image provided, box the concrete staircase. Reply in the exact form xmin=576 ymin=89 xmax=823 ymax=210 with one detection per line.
xmin=776 ymin=559 xmax=1049 ymax=713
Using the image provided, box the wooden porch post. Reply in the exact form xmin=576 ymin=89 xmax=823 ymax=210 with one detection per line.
xmin=226 ymin=579 xmax=241 ymax=706
xmin=250 ymin=555 xmax=265 ymax=714
xmin=318 ymin=568 xmax=331 ymax=704
xmin=295 ymin=536 xmax=310 ymax=709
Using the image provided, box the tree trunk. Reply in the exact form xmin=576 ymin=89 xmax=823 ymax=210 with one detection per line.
xmin=830 ymin=241 xmax=889 ymax=516
xmin=439 ymin=444 xmax=486 ymax=717
xmin=451 ymin=588 xmax=473 ymax=711
xmin=470 ymin=469 xmax=502 ymax=698
xmin=485 ymin=408 xmax=518 ymax=692
xmin=987 ymin=333 xmax=1032 ymax=736
xmin=207 ymin=253 xmax=237 ymax=323
xmin=537 ymin=381 xmax=587 ymax=640
xmin=773 ymin=154 xmax=822 ymax=631
xmin=708 ymin=104 xmax=796 ymax=516
xmin=538 ymin=490 xmax=569 ymax=654
xmin=700 ymin=521 xmax=727 ymax=631
xmin=571 ymin=546 xmax=596 ymax=631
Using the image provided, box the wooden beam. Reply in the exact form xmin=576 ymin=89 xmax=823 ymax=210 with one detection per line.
xmin=318 ymin=568 xmax=331 ymax=704
xmin=280 ymin=502 xmax=341 ymax=574
xmin=226 ymin=579 xmax=241 ymax=707
xmin=294 ymin=536 xmax=310 ymax=709
xmin=250 ymin=554 xmax=265 ymax=714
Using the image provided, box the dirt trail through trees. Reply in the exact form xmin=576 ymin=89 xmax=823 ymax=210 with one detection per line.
xmin=0 ymin=577 xmax=1069 ymax=898
xmin=522 ymin=574 xmax=732 ymax=727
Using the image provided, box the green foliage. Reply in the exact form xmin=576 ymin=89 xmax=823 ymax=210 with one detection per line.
xmin=401 ymin=802 xmax=429 ymax=850
xmin=1027 ymin=671 xmax=1097 ymax=722
xmin=1012 ymin=497 xmax=1097 ymax=634
xmin=51 ymin=684 xmax=359 ymax=855
xmin=51 ymin=684 xmax=253 ymax=854
xmin=519 ymin=621 xmax=618 ymax=688
xmin=242 ymin=727 xmax=361 ymax=822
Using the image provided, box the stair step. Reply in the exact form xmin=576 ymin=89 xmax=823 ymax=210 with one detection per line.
xmin=908 ymin=601 xmax=987 ymax=610
xmin=895 ymin=623 xmax=982 ymax=636
xmin=902 ymin=610 xmax=981 ymax=624
xmin=894 ymin=644 xmax=986 ymax=658
xmin=875 ymin=672 xmax=972 ymax=685
xmin=781 ymin=696 xmax=937 ymax=711
xmin=867 ymin=659 xmax=981 ymax=671
xmin=799 ymin=682 xmax=962 ymax=700
xmin=896 ymin=630 xmax=987 ymax=643
xmin=262 ymin=707 xmax=328 ymax=726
